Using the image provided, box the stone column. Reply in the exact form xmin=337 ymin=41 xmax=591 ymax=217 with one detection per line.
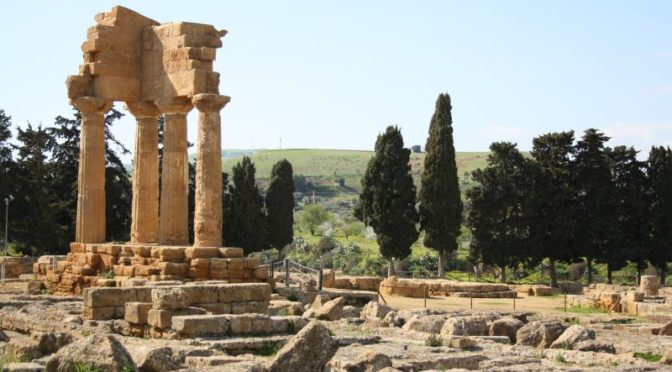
xmin=72 ymin=96 xmax=112 ymax=243
xmin=156 ymin=97 xmax=193 ymax=245
xmin=192 ymin=94 xmax=230 ymax=247
xmin=126 ymin=102 xmax=161 ymax=244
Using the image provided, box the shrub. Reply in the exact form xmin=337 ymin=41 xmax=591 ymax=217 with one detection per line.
xmin=633 ymin=352 xmax=662 ymax=362
xmin=425 ymin=333 xmax=442 ymax=347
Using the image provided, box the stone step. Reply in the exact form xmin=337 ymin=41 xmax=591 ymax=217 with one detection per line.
xmin=171 ymin=314 xmax=308 ymax=338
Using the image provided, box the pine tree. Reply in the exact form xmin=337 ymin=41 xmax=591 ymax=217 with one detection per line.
xmin=467 ymin=142 xmax=533 ymax=283
xmin=609 ymin=146 xmax=650 ymax=284
xmin=0 ymin=110 xmax=15 ymax=245
xmin=222 ymin=171 xmax=233 ymax=244
xmin=648 ymin=146 xmax=672 ymax=283
xmin=355 ymin=126 xmax=418 ymax=277
xmin=419 ymin=93 xmax=463 ymax=277
xmin=227 ymin=156 xmax=268 ymax=252
xmin=529 ymin=131 xmax=576 ymax=287
xmin=265 ymin=159 xmax=295 ymax=250
xmin=572 ymin=129 xmax=618 ymax=284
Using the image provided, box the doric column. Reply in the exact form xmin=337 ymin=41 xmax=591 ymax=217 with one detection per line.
xmin=155 ymin=97 xmax=193 ymax=245
xmin=72 ymin=96 xmax=112 ymax=243
xmin=126 ymin=102 xmax=161 ymax=244
xmin=192 ymin=94 xmax=230 ymax=247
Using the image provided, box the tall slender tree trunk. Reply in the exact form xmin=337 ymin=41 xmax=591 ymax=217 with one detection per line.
xmin=387 ymin=258 xmax=395 ymax=277
xmin=549 ymin=259 xmax=558 ymax=288
xmin=586 ymin=257 xmax=593 ymax=285
xmin=659 ymin=265 xmax=667 ymax=287
xmin=606 ymin=265 xmax=613 ymax=284
xmin=438 ymin=250 xmax=446 ymax=278
xmin=499 ymin=266 xmax=506 ymax=283
xmin=636 ymin=263 xmax=643 ymax=286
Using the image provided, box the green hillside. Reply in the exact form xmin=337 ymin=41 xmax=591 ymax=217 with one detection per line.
xmin=221 ymin=148 xmax=490 ymax=181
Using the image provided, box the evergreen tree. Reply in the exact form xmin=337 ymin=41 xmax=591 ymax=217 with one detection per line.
xmin=265 ymin=159 xmax=295 ymax=250
xmin=222 ymin=171 xmax=233 ymax=244
xmin=0 ymin=110 xmax=15 ymax=246
xmin=467 ymin=142 xmax=532 ymax=283
xmin=572 ymin=129 xmax=618 ymax=284
xmin=355 ymin=126 xmax=418 ymax=277
xmin=609 ymin=146 xmax=650 ymax=284
xmin=418 ymin=93 xmax=463 ymax=277
xmin=227 ymin=156 xmax=268 ymax=252
xmin=648 ymin=146 xmax=672 ymax=283
xmin=12 ymin=123 xmax=59 ymax=254
xmin=102 ymin=109 xmax=132 ymax=242
xmin=529 ymin=131 xmax=576 ymax=287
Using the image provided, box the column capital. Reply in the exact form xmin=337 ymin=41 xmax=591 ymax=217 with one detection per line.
xmin=125 ymin=101 xmax=161 ymax=119
xmin=71 ymin=96 xmax=112 ymax=114
xmin=192 ymin=94 xmax=230 ymax=112
xmin=155 ymin=97 xmax=193 ymax=115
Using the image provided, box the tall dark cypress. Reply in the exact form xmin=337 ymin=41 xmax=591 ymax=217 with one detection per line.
xmin=572 ymin=129 xmax=618 ymax=284
xmin=355 ymin=126 xmax=419 ymax=277
xmin=227 ymin=156 xmax=268 ymax=252
xmin=265 ymin=159 xmax=295 ymax=250
xmin=529 ymin=131 xmax=576 ymax=287
xmin=648 ymin=146 xmax=672 ymax=283
xmin=419 ymin=93 xmax=463 ymax=277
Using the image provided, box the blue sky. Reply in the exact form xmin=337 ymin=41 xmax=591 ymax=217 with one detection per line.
xmin=1 ymin=1 xmax=670 ymax=159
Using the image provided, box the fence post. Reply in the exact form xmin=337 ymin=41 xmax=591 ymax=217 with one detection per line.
xmin=564 ymin=293 xmax=567 ymax=313
xmin=470 ymin=291 xmax=473 ymax=310
xmin=513 ymin=295 xmax=516 ymax=311
xmin=424 ymin=286 xmax=427 ymax=309
xmin=284 ymin=258 xmax=290 ymax=287
xmin=318 ymin=268 xmax=323 ymax=291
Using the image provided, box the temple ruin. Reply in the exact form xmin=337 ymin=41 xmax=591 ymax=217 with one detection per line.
xmin=39 ymin=6 xmax=268 ymax=294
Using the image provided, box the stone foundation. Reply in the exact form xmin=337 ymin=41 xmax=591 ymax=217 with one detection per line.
xmin=379 ymin=277 xmax=517 ymax=299
xmin=0 ymin=256 xmax=35 ymax=278
xmin=323 ymin=274 xmax=382 ymax=292
xmin=36 ymin=243 xmax=269 ymax=295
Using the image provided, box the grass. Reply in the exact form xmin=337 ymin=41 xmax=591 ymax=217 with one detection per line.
xmin=555 ymin=354 xmax=569 ymax=364
xmin=633 ymin=351 xmax=662 ymax=362
xmin=556 ymin=305 xmax=608 ymax=314
xmin=255 ymin=343 xmax=283 ymax=356
xmin=0 ymin=353 xmax=30 ymax=370
xmin=425 ymin=333 xmax=443 ymax=347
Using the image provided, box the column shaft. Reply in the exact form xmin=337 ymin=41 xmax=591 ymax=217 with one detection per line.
xmin=156 ymin=98 xmax=193 ymax=245
xmin=73 ymin=97 xmax=111 ymax=243
xmin=192 ymin=94 xmax=230 ymax=247
xmin=127 ymin=102 xmax=160 ymax=244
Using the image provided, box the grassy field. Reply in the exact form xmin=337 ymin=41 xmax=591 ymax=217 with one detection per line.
xmin=221 ymin=148 xmax=490 ymax=181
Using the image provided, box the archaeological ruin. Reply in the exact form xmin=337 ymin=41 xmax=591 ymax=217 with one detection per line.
xmin=37 ymin=6 xmax=269 ymax=294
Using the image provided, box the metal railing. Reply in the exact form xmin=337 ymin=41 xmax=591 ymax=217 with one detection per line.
xmin=268 ymin=258 xmax=324 ymax=291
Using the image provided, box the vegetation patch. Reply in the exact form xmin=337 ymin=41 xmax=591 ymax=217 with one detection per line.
xmin=633 ymin=352 xmax=662 ymax=362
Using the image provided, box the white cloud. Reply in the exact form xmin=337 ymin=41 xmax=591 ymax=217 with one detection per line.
xmin=657 ymin=85 xmax=672 ymax=96
xmin=603 ymin=122 xmax=672 ymax=152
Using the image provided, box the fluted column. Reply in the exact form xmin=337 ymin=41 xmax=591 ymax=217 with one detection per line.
xmin=72 ymin=97 xmax=112 ymax=243
xmin=156 ymin=97 xmax=193 ymax=245
xmin=192 ymin=94 xmax=230 ymax=247
xmin=126 ymin=102 xmax=161 ymax=244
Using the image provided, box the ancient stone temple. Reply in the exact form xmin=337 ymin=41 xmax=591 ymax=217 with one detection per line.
xmin=37 ymin=6 xmax=268 ymax=294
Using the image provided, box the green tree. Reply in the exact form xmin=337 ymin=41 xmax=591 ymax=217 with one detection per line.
xmin=0 ymin=110 xmax=15 ymax=245
xmin=355 ymin=126 xmax=419 ymax=277
xmin=418 ymin=93 xmax=463 ymax=277
xmin=609 ymin=146 xmax=650 ymax=284
xmin=467 ymin=142 xmax=532 ymax=283
xmin=572 ymin=129 xmax=618 ymax=284
xmin=648 ymin=146 xmax=672 ymax=283
xmin=529 ymin=131 xmax=577 ymax=287
xmin=12 ymin=123 xmax=59 ymax=254
xmin=265 ymin=159 xmax=295 ymax=249
xmin=227 ymin=156 xmax=268 ymax=252
xmin=342 ymin=220 xmax=364 ymax=240
xmin=300 ymin=204 xmax=330 ymax=236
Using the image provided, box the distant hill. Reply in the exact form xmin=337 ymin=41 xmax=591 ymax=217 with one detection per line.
xmin=220 ymin=148 xmax=491 ymax=193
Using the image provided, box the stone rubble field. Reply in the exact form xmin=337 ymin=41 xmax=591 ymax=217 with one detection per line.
xmin=2 ymin=280 xmax=672 ymax=371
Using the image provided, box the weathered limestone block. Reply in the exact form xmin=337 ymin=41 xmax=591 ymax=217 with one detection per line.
xmin=147 ymin=307 xmax=206 ymax=329
xmin=172 ymin=314 xmax=229 ymax=336
xmin=193 ymin=303 xmax=231 ymax=314
xmin=151 ymin=287 xmax=189 ymax=310
xmin=402 ymin=315 xmax=449 ymax=334
xmin=268 ymin=321 xmax=337 ymax=372
xmin=489 ymin=317 xmax=524 ymax=343
xmin=315 ymin=296 xmax=346 ymax=321
xmin=188 ymin=258 xmax=210 ymax=278
xmin=185 ymin=247 xmax=220 ymax=259
xmin=231 ymin=301 xmax=269 ymax=314
xmin=516 ymin=321 xmax=565 ymax=348
xmin=158 ymin=247 xmax=186 ymax=262
xmin=550 ymin=325 xmax=595 ymax=349
xmin=322 ymin=269 xmax=336 ymax=288
xmin=360 ymin=301 xmax=392 ymax=320
xmin=83 ymin=287 xmax=152 ymax=308
xmin=182 ymin=284 xmax=219 ymax=304
xmin=218 ymin=283 xmax=271 ymax=303
xmin=573 ymin=340 xmax=616 ymax=353
xmin=219 ymin=247 xmax=243 ymax=258
xmin=269 ymin=300 xmax=305 ymax=316
xmin=227 ymin=258 xmax=244 ymax=270
xmin=125 ymin=302 xmax=153 ymax=324
xmin=440 ymin=316 xmax=488 ymax=337
xmin=641 ymin=275 xmax=659 ymax=296
xmin=158 ymin=262 xmax=188 ymax=276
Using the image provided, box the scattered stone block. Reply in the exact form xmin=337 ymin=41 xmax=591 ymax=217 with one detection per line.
xmin=151 ymin=287 xmax=188 ymax=310
xmin=440 ymin=316 xmax=488 ymax=337
xmin=268 ymin=321 xmax=337 ymax=372
xmin=516 ymin=321 xmax=565 ymax=348
xmin=550 ymin=325 xmax=595 ymax=349
xmin=124 ymin=302 xmax=153 ymax=324
xmin=316 ymin=297 xmax=346 ymax=321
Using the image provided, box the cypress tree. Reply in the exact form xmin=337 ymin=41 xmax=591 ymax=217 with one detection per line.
xmin=529 ymin=131 xmax=576 ymax=287
xmin=572 ymin=129 xmax=618 ymax=284
xmin=355 ymin=126 xmax=419 ymax=277
xmin=265 ymin=159 xmax=295 ymax=250
xmin=227 ymin=156 xmax=268 ymax=252
xmin=467 ymin=142 xmax=533 ymax=283
xmin=648 ymin=146 xmax=672 ymax=283
xmin=0 ymin=110 xmax=15 ymax=246
xmin=419 ymin=93 xmax=463 ymax=278
xmin=609 ymin=146 xmax=650 ymax=284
